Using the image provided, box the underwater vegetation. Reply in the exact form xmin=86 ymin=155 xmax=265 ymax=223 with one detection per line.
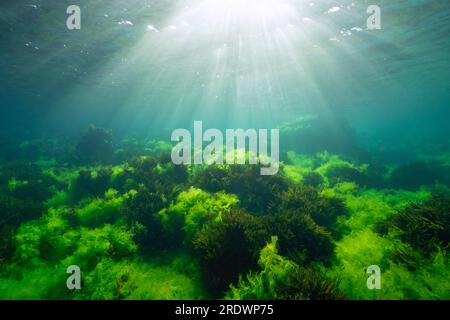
xmin=226 ymin=237 xmax=345 ymax=300
xmin=375 ymin=195 xmax=450 ymax=256
xmin=0 ymin=127 xmax=449 ymax=300
xmin=76 ymin=126 xmax=114 ymax=164
xmin=192 ymin=164 xmax=288 ymax=214
xmin=388 ymin=162 xmax=441 ymax=190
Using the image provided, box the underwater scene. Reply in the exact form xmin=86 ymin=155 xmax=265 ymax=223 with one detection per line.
xmin=0 ymin=0 xmax=449 ymax=301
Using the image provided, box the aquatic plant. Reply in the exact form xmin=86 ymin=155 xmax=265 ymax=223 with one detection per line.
xmin=129 ymin=156 xmax=188 ymax=199
xmin=331 ymin=227 xmax=450 ymax=299
xmin=75 ymin=189 xmax=129 ymax=227
xmin=375 ymin=194 xmax=450 ymax=256
xmin=0 ymin=253 xmax=206 ymax=300
xmin=278 ymin=185 xmax=347 ymax=231
xmin=160 ymin=187 xmax=239 ymax=244
xmin=129 ymin=157 xmax=159 ymax=189
xmin=301 ymin=171 xmax=325 ymax=188
xmin=191 ymin=165 xmax=231 ymax=193
xmin=324 ymin=164 xmax=386 ymax=188
xmin=389 ymin=162 xmax=438 ymax=190
xmin=363 ymin=163 xmax=389 ymax=188
xmin=226 ymin=237 xmax=344 ymax=300
xmin=276 ymin=266 xmax=345 ymax=300
xmin=325 ymin=165 xmax=368 ymax=186
xmin=76 ymin=126 xmax=114 ymax=164
xmin=0 ymin=194 xmax=44 ymax=227
xmin=77 ymin=258 xmax=205 ymax=300
xmin=64 ymin=224 xmax=138 ymax=270
xmin=330 ymin=229 xmax=396 ymax=299
xmin=0 ymin=161 xmax=57 ymax=202
xmin=226 ymin=236 xmax=296 ymax=299
xmin=46 ymin=190 xmax=71 ymax=209
xmin=114 ymin=139 xmax=173 ymax=163
xmin=122 ymin=185 xmax=167 ymax=248
xmin=192 ymin=164 xmax=289 ymax=214
xmin=193 ymin=209 xmax=270 ymax=296
xmin=262 ymin=209 xmax=334 ymax=264
xmin=0 ymin=162 xmax=59 ymax=266
xmin=109 ymin=165 xmax=137 ymax=193
xmin=70 ymin=168 xmax=112 ymax=202
xmin=0 ymin=224 xmax=15 ymax=266
xmin=1 ymin=136 xmax=449 ymax=301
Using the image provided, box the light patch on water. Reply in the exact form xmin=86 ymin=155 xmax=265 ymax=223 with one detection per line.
xmin=351 ymin=27 xmax=363 ymax=32
xmin=327 ymin=6 xmax=340 ymax=14
xmin=147 ymin=25 xmax=159 ymax=33
xmin=341 ymin=29 xmax=352 ymax=36
xmin=118 ymin=19 xmax=133 ymax=26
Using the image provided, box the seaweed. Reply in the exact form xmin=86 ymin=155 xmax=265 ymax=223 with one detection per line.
xmin=301 ymin=171 xmax=324 ymax=188
xmin=160 ymin=187 xmax=239 ymax=245
xmin=278 ymin=185 xmax=347 ymax=231
xmin=0 ymin=224 xmax=15 ymax=266
xmin=75 ymin=189 xmax=129 ymax=227
xmin=193 ymin=209 xmax=270 ymax=296
xmin=0 ymin=161 xmax=56 ymax=202
xmin=375 ymin=195 xmax=450 ymax=256
xmin=129 ymin=156 xmax=188 ymax=199
xmin=192 ymin=164 xmax=289 ymax=214
xmin=0 ymin=161 xmax=56 ymax=234
xmin=122 ymin=185 xmax=167 ymax=248
xmin=263 ymin=209 xmax=334 ymax=264
xmin=277 ymin=266 xmax=345 ymax=300
xmin=0 ymin=194 xmax=44 ymax=226
xmin=363 ymin=163 xmax=389 ymax=188
xmin=388 ymin=162 xmax=438 ymax=190
xmin=326 ymin=165 xmax=368 ymax=186
xmin=129 ymin=157 xmax=159 ymax=190
xmin=191 ymin=165 xmax=231 ymax=193
xmin=1 ymin=135 xmax=449 ymax=300
xmin=70 ymin=168 xmax=112 ymax=201
xmin=76 ymin=126 xmax=114 ymax=164
xmin=226 ymin=237 xmax=344 ymax=300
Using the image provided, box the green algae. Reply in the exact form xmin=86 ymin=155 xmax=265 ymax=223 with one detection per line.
xmin=0 ymin=142 xmax=449 ymax=300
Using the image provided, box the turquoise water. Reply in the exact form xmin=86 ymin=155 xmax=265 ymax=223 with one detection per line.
xmin=1 ymin=0 xmax=449 ymax=142
xmin=0 ymin=0 xmax=449 ymax=300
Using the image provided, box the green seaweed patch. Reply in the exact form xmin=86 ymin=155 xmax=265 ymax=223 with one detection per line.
xmin=226 ymin=237 xmax=344 ymax=300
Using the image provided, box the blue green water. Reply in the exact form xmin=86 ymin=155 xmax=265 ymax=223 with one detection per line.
xmin=1 ymin=1 xmax=449 ymax=142
xmin=0 ymin=0 xmax=449 ymax=300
